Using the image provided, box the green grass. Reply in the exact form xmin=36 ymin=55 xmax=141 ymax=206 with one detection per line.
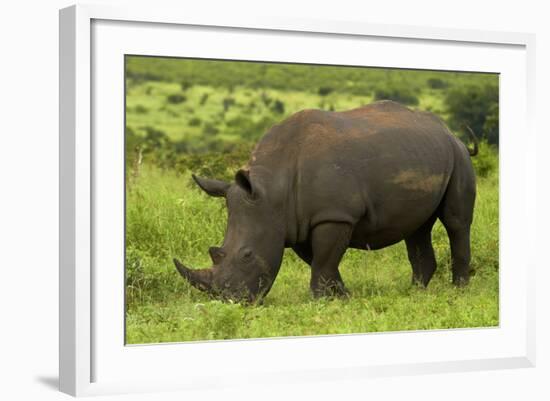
xmin=124 ymin=56 xmax=499 ymax=344
xmin=125 ymin=156 xmax=499 ymax=344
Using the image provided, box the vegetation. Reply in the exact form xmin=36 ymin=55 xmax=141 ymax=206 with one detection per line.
xmin=445 ymin=84 xmax=499 ymax=145
xmin=125 ymin=56 xmax=499 ymax=344
xmin=373 ymin=84 xmax=419 ymax=105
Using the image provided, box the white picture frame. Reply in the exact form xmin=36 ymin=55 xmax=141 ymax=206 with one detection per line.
xmin=59 ymin=3 xmax=536 ymax=397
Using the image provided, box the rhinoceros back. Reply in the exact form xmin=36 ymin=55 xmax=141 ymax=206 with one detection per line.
xmin=250 ymin=101 xmax=460 ymax=247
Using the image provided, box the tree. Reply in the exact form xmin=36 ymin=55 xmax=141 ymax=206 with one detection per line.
xmin=445 ymin=84 xmax=499 ymax=145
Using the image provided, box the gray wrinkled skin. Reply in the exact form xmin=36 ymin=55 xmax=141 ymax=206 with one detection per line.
xmin=174 ymin=101 xmax=477 ymax=302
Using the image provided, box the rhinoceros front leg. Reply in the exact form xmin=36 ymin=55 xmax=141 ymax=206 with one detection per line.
xmin=309 ymin=222 xmax=352 ymax=298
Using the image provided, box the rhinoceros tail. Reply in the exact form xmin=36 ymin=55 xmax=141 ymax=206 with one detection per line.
xmin=463 ymin=124 xmax=479 ymax=157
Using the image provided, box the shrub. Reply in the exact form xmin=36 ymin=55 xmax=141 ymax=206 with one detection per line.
xmin=260 ymin=92 xmax=272 ymax=107
xmin=318 ymin=86 xmax=334 ymax=96
xmin=125 ymin=127 xmax=142 ymax=171
xmin=173 ymin=140 xmax=189 ymax=153
xmin=271 ymin=99 xmax=285 ymax=114
xmin=175 ymin=144 xmax=253 ymax=180
xmin=483 ymin=103 xmax=499 ymax=145
xmin=124 ymin=127 xmax=184 ymax=171
xmin=180 ymin=81 xmax=192 ymax=91
xmin=445 ymin=83 xmax=499 ymax=145
xmin=225 ymin=115 xmax=249 ymax=128
xmin=142 ymin=127 xmax=171 ymax=150
xmin=199 ymin=93 xmax=209 ymax=105
xmin=203 ymin=123 xmax=219 ymax=136
xmin=188 ymin=117 xmax=202 ymax=127
xmin=471 ymin=141 xmax=498 ymax=178
xmin=222 ymin=97 xmax=236 ymax=112
xmin=166 ymin=94 xmax=186 ymax=104
xmin=133 ymin=105 xmax=148 ymax=114
xmin=427 ymin=78 xmax=449 ymax=89
xmin=348 ymin=83 xmax=373 ymax=96
xmin=373 ymin=86 xmax=419 ymax=105
xmin=224 ymin=114 xmax=278 ymax=142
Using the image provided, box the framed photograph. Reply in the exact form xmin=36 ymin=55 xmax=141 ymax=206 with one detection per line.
xmin=59 ymin=4 xmax=536 ymax=397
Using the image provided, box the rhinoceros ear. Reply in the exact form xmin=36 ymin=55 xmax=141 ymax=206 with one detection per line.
xmin=192 ymin=174 xmax=230 ymax=197
xmin=235 ymin=169 xmax=257 ymax=199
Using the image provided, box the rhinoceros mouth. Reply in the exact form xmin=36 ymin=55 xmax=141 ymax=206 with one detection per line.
xmin=173 ymin=258 xmax=273 ymax=303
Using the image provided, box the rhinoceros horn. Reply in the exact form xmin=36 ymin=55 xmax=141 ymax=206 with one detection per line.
xmin=173 ymin=258 xmax=214 ymax=293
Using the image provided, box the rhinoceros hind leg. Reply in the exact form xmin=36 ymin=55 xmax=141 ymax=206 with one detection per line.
xmin=438 ymin=158 xmax=475 ymax=286
xmin=405 ymin=215 xmax=438 ymax=287
xmin=309 ymin=222 xmax=352 ymax=298
xmin=443 ymin=226 xmax=471 ymax=286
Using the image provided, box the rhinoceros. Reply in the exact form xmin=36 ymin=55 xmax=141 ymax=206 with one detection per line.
xmin=174 ymin=100 xmax=478 ymax=302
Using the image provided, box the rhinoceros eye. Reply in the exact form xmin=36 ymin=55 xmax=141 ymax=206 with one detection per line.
xmin=241 ymin=248 xmax=253 ymax=260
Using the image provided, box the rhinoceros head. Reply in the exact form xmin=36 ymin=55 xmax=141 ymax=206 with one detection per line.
xmin=174 ymin=169 xmax=285 ymax=303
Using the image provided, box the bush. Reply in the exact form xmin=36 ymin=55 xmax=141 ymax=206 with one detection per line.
xmin=167 ymin=94 xmax=186 ymax=104
xmin=180 ymin=81 xmax=192 ymax=91
xmin=483 ymin=103 xmax=499 ymax=145
xmin=134 ymin=105 xmax=148 ymax=114
xmin=224 ymin=114 xmax=278 ymax=142
xmin=222 ymin=97 xmax=236 ymax=112
xmin=142 ymin=127 xmax=170 ymax=149
xmin=271 ymin=99 xmax=285 ymax=114
xmin=471 ymin=141 xmax=498 ymax=178
xmin=445 ymin=83 xmax=499 ymax=145
xmin=125 ymin=127 xmax=142 ymax=170
xmin=199 ymin=93 xmax=209 ymax=105
xmin=373 ymin=86 xmax=419 ymax=105
xmin=318 ymin=86 xmax=334 ymax=96
xmin=175 ymin=144 xmax=253 ymax=180
xmin=188 ymin=117 xmax=202 ymax=127
xmin=427 ymin=78 xmax=449 ymax=89
xmin=225 ymin=115 xmax=249 ymax=128
xmin=247 ymin=101 xmax=256 ymax=111
xmin=348 ymin=82 xmax=373 ymax=96
xmin=203 ymin=123 xmax=219 ymax=136
xmin=260 ymin=92 xmax=272 ymax=107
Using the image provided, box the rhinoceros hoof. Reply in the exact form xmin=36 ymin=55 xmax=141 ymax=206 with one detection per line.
xmin=311 ymin=281 xmax=350 ymax=299
xmin=452 ymin=275 xmax=470 ymax=287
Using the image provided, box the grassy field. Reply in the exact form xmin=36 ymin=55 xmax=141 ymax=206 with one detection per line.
xmin=126 ymin=156 xmax=498 ymax=344
xmin=125 ymin=58 xmax=498 ymax=154
xmin=125 ymin=57 xmax=499 ymax=344
xmin=126 ymin=81 xmax=448 ymax=144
